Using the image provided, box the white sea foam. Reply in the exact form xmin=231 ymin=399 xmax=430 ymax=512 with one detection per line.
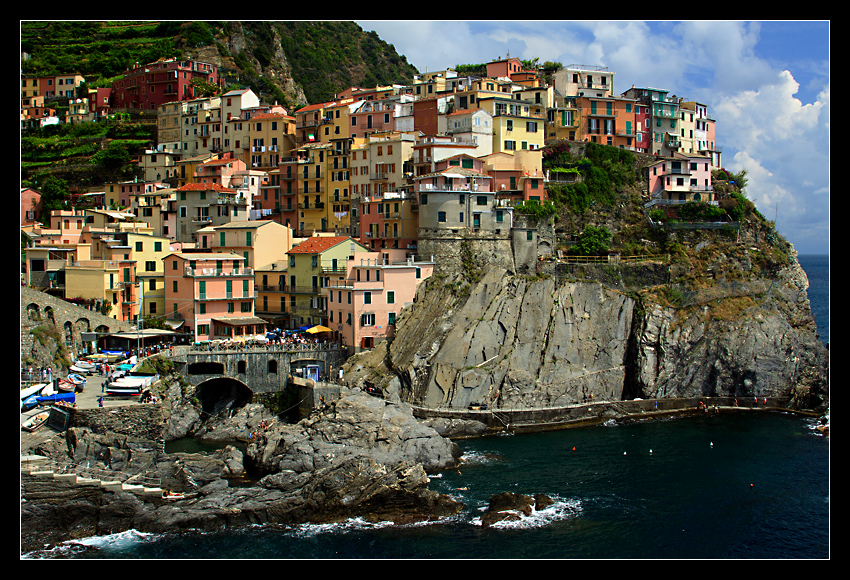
xmin=470 ymin=496 xmax=583 ymax=529
xmin=289 ymin=517 xmax=396 ymax=538
xmin=22 ymin=529 xmax=155 ymax=559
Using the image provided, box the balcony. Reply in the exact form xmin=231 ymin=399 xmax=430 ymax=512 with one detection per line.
xmin=184 ymin=267 xmax=254 ymax=277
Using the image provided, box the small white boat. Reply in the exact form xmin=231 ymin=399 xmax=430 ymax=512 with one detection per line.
xmin=72 ymin=360 xmax=97 ymax=371
xmin=67 ymin=373 xmax=87 ymax=385
xmin=106 ymin=385 xmax=142 ymax=396
xmin=22 ymin=411 xmax=50 ymax=432
xmin=20 ymin=383 xmax=48 ymax=400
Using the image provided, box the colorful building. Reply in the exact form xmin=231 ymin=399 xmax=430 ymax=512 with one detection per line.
xmin=284 ymin=235 xmax=369 ymax=330
xmin=110 ymin=59 xmax=223 ymax=111
xmin=324 ymin=249 xmax=434 ymax=352
xmin=576 ymin=94 xmax=638 ymax=149
xmin=646 ymin=152 xmax=715 ymax=206
xmin=164 ymin=252 xmax=262 ymax=343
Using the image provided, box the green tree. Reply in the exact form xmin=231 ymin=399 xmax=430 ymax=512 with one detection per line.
xmin=574 ymin=225 xmax=612 ymax=255
xmin=38 ymin=176 xmax=70 ymax=226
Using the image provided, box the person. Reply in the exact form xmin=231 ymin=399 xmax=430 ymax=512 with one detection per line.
xmin=98 ymin=396 xmax=103 ymax=407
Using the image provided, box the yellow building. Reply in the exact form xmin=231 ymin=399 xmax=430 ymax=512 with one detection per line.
xmin=294 ymin=142 xmax=338 ymax=236
xmin=65 ymin=232 xmax=171 ymax=322
xmin=196 ymin=220 xmax=296 ymax=269
xmin=284 ymin=235 xmax=369 ymax=330
xmin=247 ymin=112 xmax=297 ymax=171
xmin=254 ymin=259 xmax=289 ymax=327
xmin=478 ymin=95 xmax=546 ymax=153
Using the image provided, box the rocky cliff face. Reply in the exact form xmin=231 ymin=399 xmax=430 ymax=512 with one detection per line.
xmin=366 ymin=243 xmax=828 ymax=413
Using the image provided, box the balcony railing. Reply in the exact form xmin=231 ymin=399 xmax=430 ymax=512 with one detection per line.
xmin=184 ymin=267 xmax=254 ymax=277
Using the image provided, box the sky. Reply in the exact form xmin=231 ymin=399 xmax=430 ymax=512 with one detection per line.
xmin=356 ymin=20 xmax=830 ymax=256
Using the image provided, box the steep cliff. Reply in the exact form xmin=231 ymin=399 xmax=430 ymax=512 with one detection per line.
xmin=351 ymin=239 xmax=828 ymax=414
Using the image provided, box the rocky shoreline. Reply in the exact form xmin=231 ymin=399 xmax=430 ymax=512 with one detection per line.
xmin=20 ymin=384 xmax=468 ymax=554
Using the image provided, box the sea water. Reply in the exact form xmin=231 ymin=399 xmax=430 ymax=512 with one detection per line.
xmin=23 ymin=256 xmax=829 ymax=560
xmin=24 ymin=413 xmax=829 ymax=559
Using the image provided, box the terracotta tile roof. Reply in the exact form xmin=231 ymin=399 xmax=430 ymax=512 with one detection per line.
xmin=294 ymin=101 xmax=336 ymax=114
xmin=287 ymin=236 xmax=353 ymax=255
xmin=175 ymin=182 xmax=236 ymax=192
xmin=250 ymin=112 xmax=294 ymax=121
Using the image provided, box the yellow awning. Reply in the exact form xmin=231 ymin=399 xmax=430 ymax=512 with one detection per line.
xmin=306 ymin=325 xmax=333 ymax=333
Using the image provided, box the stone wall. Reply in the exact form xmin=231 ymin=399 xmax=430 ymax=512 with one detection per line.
xmin=70 ymin=403 xmax=169 ymax=443
xmin=417 ymin=216 xmax=556 ymax=277
xmin=21 ymin=287 xmax=134 ymax=370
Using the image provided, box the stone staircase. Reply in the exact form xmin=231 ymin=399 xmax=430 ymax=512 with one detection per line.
xmin=21 ymin=455 xmax=164 ymax=497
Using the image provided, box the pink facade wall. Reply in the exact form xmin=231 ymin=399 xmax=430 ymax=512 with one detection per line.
xmin=326 ymin=250 xmax=433 ymax=351
xmin=164 ymin=254 xmax=254 ymax=341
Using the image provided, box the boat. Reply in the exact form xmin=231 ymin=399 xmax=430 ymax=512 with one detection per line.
xmin=72 ymin=360 xmax=97 ymax=372
xmin=55 ymin=379 xmax=76 ymax=393
xmin=70 ymin=365 xmax=95 ymax=374
xmin=67 ymin=373 xmax=87 ymax=387
xmin=21 ymin=394 xmax=40 ymax=411
xmin=106 ymin=384 xmax=142 ymax=396
xmin=20 ymin=383 xmax=48 ymax=400
xmin=22 ymin=411 xmax=50 ymax=432
xmin=36 ymin=392 xmax=75 ymax=406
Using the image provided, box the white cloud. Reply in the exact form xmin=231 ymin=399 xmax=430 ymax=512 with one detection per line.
xmin=714 ymin=70 xmax=829 ymax=253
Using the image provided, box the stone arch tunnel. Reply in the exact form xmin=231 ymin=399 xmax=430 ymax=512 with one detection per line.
xmin=194 ymin=376 xmax=254 ymax=419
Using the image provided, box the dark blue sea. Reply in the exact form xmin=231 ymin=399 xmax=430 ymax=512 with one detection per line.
xmin=798 ymin=254 xmax=829 ymax=346
xmin=24 ymin=256 xmax=829 ymax=560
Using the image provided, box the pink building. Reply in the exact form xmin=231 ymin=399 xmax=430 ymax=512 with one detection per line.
xmin=646 ymin=152 xmax=715 ymax=205
xmin=21 ymin=188 xmax=43 ymax=226
xmin=164 ymin=252 xmax=264 ymax=343
xmin=195 ymin=155 xmax=247 ymax=187
xmin=324 ymin=249 xmax=434 ymax=353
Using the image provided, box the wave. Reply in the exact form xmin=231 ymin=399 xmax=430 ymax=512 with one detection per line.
xmin=470 ymin=496 xmax=583 ymax=530
xmin=22 ymin=529 xmax=155 ymax=559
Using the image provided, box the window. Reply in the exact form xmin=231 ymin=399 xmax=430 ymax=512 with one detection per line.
xmin=364 ymin=292 xmax=372 ymax=305
xmin=361 ymin=313 xmax=375 ymax=326
xmin=438 ymin=211 xmax=447 ymax=222
xmin=387 ymin=291 xmax=395 ymax=304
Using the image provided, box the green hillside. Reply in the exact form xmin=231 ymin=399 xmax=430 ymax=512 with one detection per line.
xmin=20 ymin=21 xmax=420 ymax=106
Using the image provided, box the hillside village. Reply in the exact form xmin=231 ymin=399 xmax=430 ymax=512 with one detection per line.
xmin=22 ymin=53 xmax=732 ymax=359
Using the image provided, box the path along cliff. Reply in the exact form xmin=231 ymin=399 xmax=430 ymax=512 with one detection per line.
xmin=345 ymin=242 xmax=828 ymax=417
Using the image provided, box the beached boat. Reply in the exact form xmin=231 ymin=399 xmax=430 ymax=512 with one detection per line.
xmin=106 ymin=384 xmax=142 ymax=396
xmin=72 ymin=360 xmax=97 ymax=371
xmin=55 ymin=379 xmax=76 ymax=393
xmin=70 ymin=365 xmax=94 ymax=374
xmin=21 ymin=394 xmax=40 ymax=411
xmin=36 ymin=392 xmax=75 ymax=406
xmin=20 ymin=383 xmax=47 ymax=400
xmin=67 ymin=373 xmax=87 ymax=387
xmin=22 ymin=411 xmax=50 ymax=432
